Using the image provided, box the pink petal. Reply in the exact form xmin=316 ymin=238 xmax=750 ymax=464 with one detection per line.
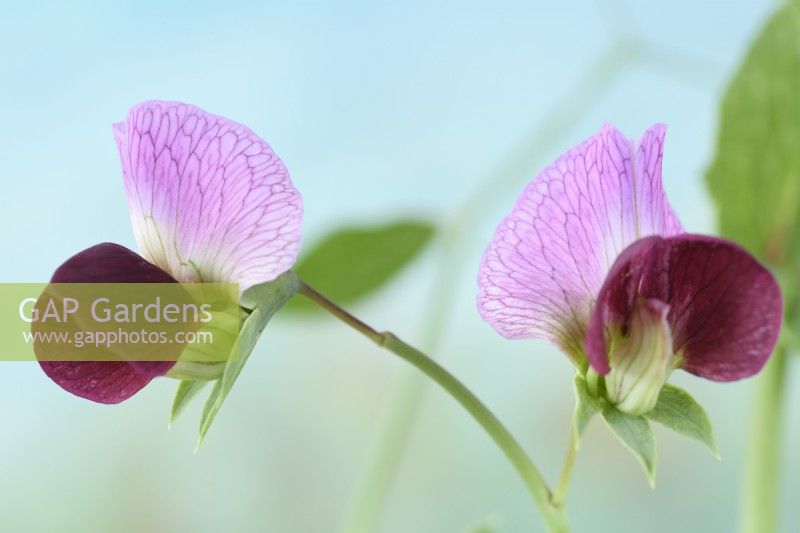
xmin=38 ymin=243 xmax=178 ymax=404
xmin=586 ymin=235 xmax=782 ymax=381
xmin=113 ymin=101 xmax=303 ymax=292
xmin=477 ymin=124 xmax=682 ymax=355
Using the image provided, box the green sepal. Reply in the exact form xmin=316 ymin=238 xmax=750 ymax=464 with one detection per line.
xmin=170 ymin=380 xmax=209 ymax=427
xmin=572 ymin=374 xmax=602 ymax=449
xmin=645 ymin=384 xmax=718 ymax=458
xmin=601 ymin=405 xmax=657 ymax=487
xmin=196 ymin=271 xmax=300 ymax=447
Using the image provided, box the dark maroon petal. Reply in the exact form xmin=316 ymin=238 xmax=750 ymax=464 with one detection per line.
xmin=586 ymin=234 xmax=782 ymax=381
xmin=38 ymin=243 xmax=178 ymax=404
xmin=40 ymin=361 xmax=156 ymax=405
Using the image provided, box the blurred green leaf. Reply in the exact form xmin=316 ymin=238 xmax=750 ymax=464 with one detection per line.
xmin=602 ymin=405 xmax=657 ymax=486
xmin=572 ymin=374 xmax=602 ymax=449
xmin=645 ymin=384 xmax=718 ymax=458
xmin=197 ymin=272 xmax=300 ymax=447
xmin=706 ymin=2 xmax=800 ymax=266
xmin=286 ymin=220 xmax=435 ymax=312
xmin=170 ymin=380 xmax=209 ymax=426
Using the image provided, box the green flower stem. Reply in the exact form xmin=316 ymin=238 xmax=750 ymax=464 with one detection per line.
xmin=297 ymin=280 xmax=568 ymax=532
xmin=742 ymin=346 xmax=787 ymax=533
xmin=551 ymin=430 xmax=578 ymax=508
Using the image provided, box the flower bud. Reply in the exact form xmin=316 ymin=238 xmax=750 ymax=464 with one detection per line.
xmin=604 ymin=298 xmax=677 ymax=415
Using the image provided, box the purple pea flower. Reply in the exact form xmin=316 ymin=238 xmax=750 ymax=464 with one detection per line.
xmin=478 ymin=124 xmax=782 ymax=415
xmin=40 ymin=101 xmax=303 ymax=404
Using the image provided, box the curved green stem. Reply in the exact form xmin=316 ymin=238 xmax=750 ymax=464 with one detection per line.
xmin=741 ymin=346 xmax=787 ymax=533
xmin=298 ymin=280 xmax=568 ymax=532
xmin=551 ymin=430 xmax=577 ymax=508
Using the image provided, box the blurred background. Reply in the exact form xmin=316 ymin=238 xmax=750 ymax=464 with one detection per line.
xmin=0 ymin=1 xmax=797 ymax=531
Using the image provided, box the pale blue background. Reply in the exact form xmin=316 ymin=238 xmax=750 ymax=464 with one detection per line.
xmin=0 ymin=1 xmax=797 ymax=532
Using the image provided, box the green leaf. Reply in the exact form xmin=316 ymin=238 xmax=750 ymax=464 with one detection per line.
xmin=602 ymin=405 xmax=657 ymax=486
xmin=285 ymin=220 xmax=435 ymax=312
xmin=645 ymin=384 xmax=718 ymax=458
xmin=197 ymin=272 xmax=300 ymax=447
xmin=170 ymin=380 xmax=209 ymax=427
xmin=705 ymin=2 xmax=800 ymax=266
xmin=572 ymin=374 xmax=602 ymax=448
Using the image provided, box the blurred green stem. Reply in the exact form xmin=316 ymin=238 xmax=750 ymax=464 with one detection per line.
xmin=551 ymin=430 xmax=577 ymax=508
xmin=742 ymin=346 xmax=787 ymax=533
xmin=298 ymin=280 xmax=569 ymax=532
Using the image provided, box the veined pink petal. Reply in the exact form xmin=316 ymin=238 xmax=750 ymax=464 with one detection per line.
xmin=38 ymin=243 xmax=178 ymax=404
xmin=586 ymin=235 xmax=782 ymax=381
xmin=477 ymin=124 xmax=682 ymax=355
xmin=113 ymin=101 xmax=303 ymax=292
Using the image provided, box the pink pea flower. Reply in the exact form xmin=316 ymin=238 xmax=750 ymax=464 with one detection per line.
xmin=40 ymin=101 xmax=303 ymax=404
xmin=477 ymin=124 xmax=782 ymax=415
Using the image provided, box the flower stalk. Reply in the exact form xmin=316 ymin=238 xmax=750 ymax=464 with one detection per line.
xmin=551 ymin=430 xmax=578 ymax=508
xmin=297 ymin=279 xmax=569 ymax=532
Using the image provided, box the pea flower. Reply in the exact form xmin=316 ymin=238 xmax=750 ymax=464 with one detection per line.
xmin=40 ymin=101 xmax=303 ymax=404
xmin=477 ymin=124 xmax=782 ymax=415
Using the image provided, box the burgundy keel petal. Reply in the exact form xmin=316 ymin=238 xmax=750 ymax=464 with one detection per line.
xmin=38 ymin=243 xmax=179 ymax=404
xmin=586 ymin=235 xmax=782 ymax=381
